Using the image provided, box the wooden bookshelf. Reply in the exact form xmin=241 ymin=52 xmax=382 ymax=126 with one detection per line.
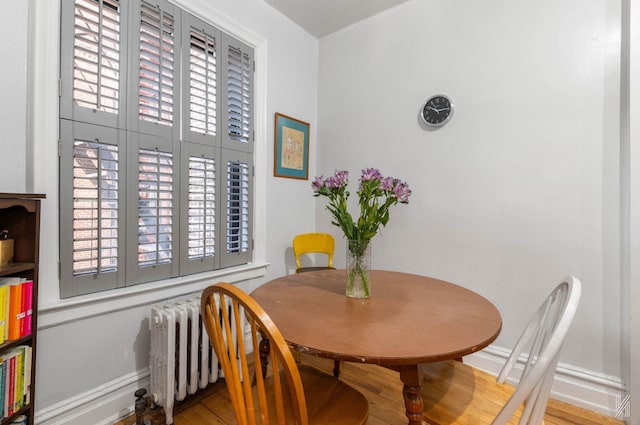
xmin=0 ymin=193 xmax=45 ymax=425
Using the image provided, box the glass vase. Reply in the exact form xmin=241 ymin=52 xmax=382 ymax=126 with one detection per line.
xmin=346 ymin=239 xmax=371 ymax=298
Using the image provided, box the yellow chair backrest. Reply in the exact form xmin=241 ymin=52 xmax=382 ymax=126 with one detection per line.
xmin=292 ymin=233 xmax=335 ymax=270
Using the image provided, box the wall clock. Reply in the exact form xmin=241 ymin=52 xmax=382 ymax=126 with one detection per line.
xmin=421 ymin=95 xmax=454 ymax=127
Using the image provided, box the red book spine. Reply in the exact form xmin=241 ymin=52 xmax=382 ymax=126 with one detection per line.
xmin=21 ymin=281 xmax=33 ymax=337
xmin=7 ymin=355 xmax=16 ymax=417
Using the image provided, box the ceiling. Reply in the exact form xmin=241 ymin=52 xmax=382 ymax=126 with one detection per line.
xmin=263 ymin=0 xmax=412 ymax=38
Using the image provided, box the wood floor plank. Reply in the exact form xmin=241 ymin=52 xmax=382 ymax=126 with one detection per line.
xmin=114 ymin=353 xmax=624 ymax=425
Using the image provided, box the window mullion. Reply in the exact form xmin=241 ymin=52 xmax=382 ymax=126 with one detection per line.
xmin=157 ymin=9 xmax=164 ymax=123
xmin=97 ymin=143 xmax=104 ymax=273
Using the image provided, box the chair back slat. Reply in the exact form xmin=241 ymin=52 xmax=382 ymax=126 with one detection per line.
xmin=249 ymin=320 xmax=270 ymax=423
xmin=201 ymin=283 xmax=310 ymax=425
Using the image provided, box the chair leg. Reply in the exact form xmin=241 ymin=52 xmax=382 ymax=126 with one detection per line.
xmin=333 ymin=360 xmax=341 ymax=378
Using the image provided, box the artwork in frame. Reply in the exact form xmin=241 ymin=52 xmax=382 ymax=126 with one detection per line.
xmin=274 ymin=112 xmax=310 ymax=179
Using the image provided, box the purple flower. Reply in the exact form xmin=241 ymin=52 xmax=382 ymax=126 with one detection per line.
xmin=393 ymin=181 xmax=412 ymax=202
xmin=325 ymin=170 xmax=349 ymax=189
xmin=381 ymin=176 xmax=395 ymax=192
xmin=312 ymin=167 xmax=410 ymax=241
xmin=360 ymin=168 xmax=383 ymax=182
xmin=311 ymin=175 xmax=324 ymax=193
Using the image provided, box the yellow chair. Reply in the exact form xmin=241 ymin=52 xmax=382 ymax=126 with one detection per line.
xmin=292 ymin=232 xmax=341 ymax=376
xmin=293 ymin=233 xmax=335 ymax=273
xmin=201 ymin=282 xmax=369 ymax=425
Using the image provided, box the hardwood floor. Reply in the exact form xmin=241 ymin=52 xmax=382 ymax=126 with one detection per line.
xmin=115 ymin=354 xmax=624 ymax=425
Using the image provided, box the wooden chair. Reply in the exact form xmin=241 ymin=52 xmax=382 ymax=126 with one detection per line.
xmin=292 ymin=232 xmax=335 ymax=273
xmin=201 ymin=282 xmax=369 ymax=425
xmin=421 ymin=276 xmax=582 ymax=425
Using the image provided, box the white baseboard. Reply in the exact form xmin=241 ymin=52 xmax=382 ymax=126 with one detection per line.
xmin=465 ymin=345 xmax=626 ymax=418
xmin=35 ymin=346 xmax=626 ymax=424
xmin=35 ymin=369 xmax=150 ymax=425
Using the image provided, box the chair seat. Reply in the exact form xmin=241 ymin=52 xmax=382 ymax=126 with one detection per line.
xmin=421 ymin=360 xmax=532 ymax=425
xmin=256 ymin=364 xmax=368 ymax=425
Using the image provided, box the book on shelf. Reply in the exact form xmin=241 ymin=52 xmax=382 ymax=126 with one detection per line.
xmin=0 ymin=285 xmax=7 ymax=345
xmin=1 ymin=346 xmax=30 ymax=420
xmin=3 ymin=348 xmax=17 ymax=417
xmin=20 ymin=281 xmax=32 ymax=338
xmin=23 ymin=346 xmax=31 ymax=405
xmin=0 ymin=362 xmax=4 ymax=419
xmin=0 ymin=278 xmax=32 ymax=342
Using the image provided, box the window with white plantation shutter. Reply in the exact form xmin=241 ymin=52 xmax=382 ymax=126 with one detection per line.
xmin=138 ymin=148 xmax=174 ymax=268
xmin=224 ymin=41 xmax=253 ymax=151
xmin=60 ymin=0 xmax=254 ymax=297
xmin=137 ymin=0 xmax=175 ymax=128
xmin=72 ymin=140 xmax=120 ymax=276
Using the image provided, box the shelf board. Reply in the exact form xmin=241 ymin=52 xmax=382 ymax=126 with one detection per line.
xmin=0 ymin=263 xmax=36 ymax=277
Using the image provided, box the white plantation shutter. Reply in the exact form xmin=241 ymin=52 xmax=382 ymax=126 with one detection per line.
xmin=128 ymin=0 xmax=180 ymax=138
xmin=187 ymin=157 xmax=216 ymax=260
xmin=60 ymin=121 xmax=125 ymax=297
xmin=181 ymin=14 xmax=221 ymax=145
xmin=220 ymin=151 xmax=252 ymax=267
xmin=61 ymin=0 xmax=127 ymax=128
xmin=137 ymin=148 xmax=174 ymax=268
xmin=73 ymin=0 xmax=120 ymax=113
xmin=189 ymin=29 xmax=218 ymax=136
xmin=222 ymin=37 xmax=253 ymax=152
xmin=179 ymin=143 xmax=219 ymax=275
xmin=72 ymin=141 xmax=119 ymax=275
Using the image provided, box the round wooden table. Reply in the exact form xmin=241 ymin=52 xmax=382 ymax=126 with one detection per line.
xmin=252 ymin=269 xmax=502 ymax=425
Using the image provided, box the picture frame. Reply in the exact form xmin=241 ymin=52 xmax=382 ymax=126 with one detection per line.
xmin=274 ymin=112 xmax=310 ymax=179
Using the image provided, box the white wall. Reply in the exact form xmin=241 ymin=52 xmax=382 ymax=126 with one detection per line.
xmin=317 ymin=0 xmax=625 ymax=414
xmin=627 ymin=0 xmax=640 ymax=421
xmin=0 ymin=1 xmax=28 ymax=193
xmin=1 ymin=0 xmax=319 ymax=424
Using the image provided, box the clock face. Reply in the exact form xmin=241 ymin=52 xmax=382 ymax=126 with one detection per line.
xmin=421 ymin=95 xmax=454 ymax=127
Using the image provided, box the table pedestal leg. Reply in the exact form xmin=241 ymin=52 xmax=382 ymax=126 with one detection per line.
xmin=259 ymin=336 xmax=270 ymax=379
xmin=398 ymin=365 xmax=424 ymax=425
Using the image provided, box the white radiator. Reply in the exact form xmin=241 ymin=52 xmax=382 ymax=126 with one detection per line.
xmin=149 ymin=294 xmax=245 ymax=425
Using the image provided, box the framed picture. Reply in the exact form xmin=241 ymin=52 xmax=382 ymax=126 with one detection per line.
xmin=274 ymin=112 xmax=309 ymax=179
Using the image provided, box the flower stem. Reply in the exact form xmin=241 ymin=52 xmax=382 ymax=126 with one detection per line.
xmin=346 ymin=239 xmax=371 ymax=298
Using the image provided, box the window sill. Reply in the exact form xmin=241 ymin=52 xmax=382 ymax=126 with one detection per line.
xmin=38 ymin=262 xmax=269 ymax=329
